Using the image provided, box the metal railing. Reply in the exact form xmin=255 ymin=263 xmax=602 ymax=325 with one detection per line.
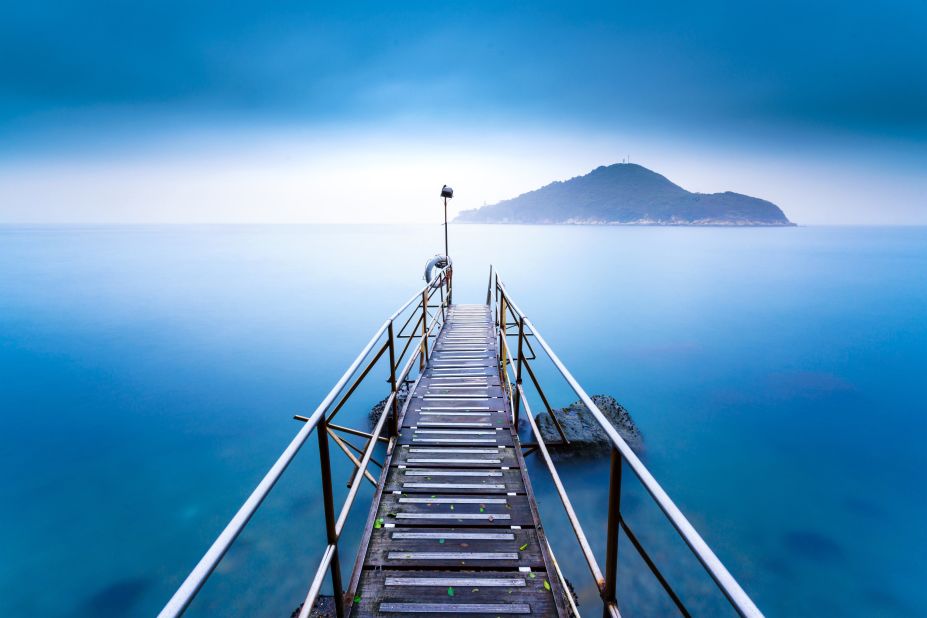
xmin=490 ymin=267 xmax=763 ymax=618
xmin=159 ymin=266 xmax=452 ymax=618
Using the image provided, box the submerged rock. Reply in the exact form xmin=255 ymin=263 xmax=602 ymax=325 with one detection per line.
xmin=291 ymin=595 xmax=335 ymax=618
xmin=367 ymin=381 xmax=410 ymax=427
xmin=535 ymin=394 xmax=643 ymax=456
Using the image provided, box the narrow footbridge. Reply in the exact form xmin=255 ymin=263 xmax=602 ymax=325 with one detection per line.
xmin=350 ymin=304 xmax=565 ymax=616
xmin=160 ymin=265 xmax=763 ymax=618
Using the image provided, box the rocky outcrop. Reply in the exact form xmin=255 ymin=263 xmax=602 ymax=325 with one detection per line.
xmin=367 ymin=381 xmax=411 ymax=427
xmin=535 ymin=395 xmax=643 ymax=456
xmin=291 ymin=595 xmax=335 ymax=618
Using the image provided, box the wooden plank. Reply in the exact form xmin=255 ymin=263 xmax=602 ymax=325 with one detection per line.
xmin=420 ymin=380 xmax=501 ymax=388
xmin=423 ymin=372 xmax=497 ymax=377
xmin=408 ymin=447 xmax=505 ymax=453
xmin=376 ymin=493 xmax=533 ymax=527
xmin=391 ymin=531 xmax=516 ymax=539
xmin=385 ymin=576 xmax=525 ymax=586
xmin=398 ymin=497 xmax=508 ymax=504
xmin=386 ymin=551 xmax=519 ymax=560
xmin=419 ymin=386 xmax=505 ymax=397
xmin=402 ymin=408 xmax=510 ymax=428
xmin=378 ymin=602 xmax=530 ymax=614
xmin=399 ymin=427 xmax=513 ymax=446
xmin=415 ymin=398 xmax=503 ymax=405
xmin=410 ymin=428 xmax=499 ymax=435
xmin=352 ymin=570 xmax=558 ymax=618
xmin=393 ymin=446 xmax=519 ymax=468
xmin=365 ymin=527 xmax=545 ymax=568
xmin=433 ymin=347 xmax=494 ymax=352
xmin=384 ymin=466 xmax=524 ymax=494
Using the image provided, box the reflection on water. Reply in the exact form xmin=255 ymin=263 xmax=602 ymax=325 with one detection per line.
xmin=1 ymin=224 xmax=925 ymax=617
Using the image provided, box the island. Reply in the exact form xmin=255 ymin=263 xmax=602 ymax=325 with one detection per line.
xmin=455 ymin=162 xmax=793 ymax=226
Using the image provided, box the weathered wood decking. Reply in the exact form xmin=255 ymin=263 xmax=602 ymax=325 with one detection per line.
xmin=346 ymin=305 xmax=567 ymax=617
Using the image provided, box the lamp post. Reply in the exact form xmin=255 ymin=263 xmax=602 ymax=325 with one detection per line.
xmin=441 ymin=185 xmax=453 ymax=259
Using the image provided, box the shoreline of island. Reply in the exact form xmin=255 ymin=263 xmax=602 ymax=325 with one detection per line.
xmin=454 ymin=219 xmax=798 ymax=227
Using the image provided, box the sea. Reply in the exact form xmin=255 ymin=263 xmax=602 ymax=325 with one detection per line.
xmin=1 ymin=224 xmax=924 ymax=617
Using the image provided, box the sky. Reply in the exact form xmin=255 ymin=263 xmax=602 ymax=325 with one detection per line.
xmin=1 ymin=0 xmax=925 ymax=224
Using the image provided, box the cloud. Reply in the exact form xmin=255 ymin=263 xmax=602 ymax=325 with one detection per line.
xmin=2 ymin=0 xmax=925 ymax=140
xmin=0 ymin=1 xmax=924 ymax=223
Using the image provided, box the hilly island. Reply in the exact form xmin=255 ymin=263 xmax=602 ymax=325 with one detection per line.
xmin=455 ymin=163 xmax=793 ymax=226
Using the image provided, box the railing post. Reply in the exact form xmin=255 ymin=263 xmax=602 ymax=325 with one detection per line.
xmin=317 ymin=417 xmax=345 ymax=618
xmin=513 ymin=316 xmax=525 ymax=431
xmin=386 ymin=320 xmax=399 ymax=438
xmin=603 ymin=447 xmax=623 ymax=617
xmin=498 ymin=294 xmax=507 ymax=388
xmin=486 ymin=265 xmax=493 ymax=306
xmin=438 ymin=274 xmax=447 ymax=322
xmin=447 ymin=267 xmax=453 ymax=305
xmin=419 ymin=289 xmax=429 ymax=371
xmin=494 ymin=273 xmax=500 ymax=316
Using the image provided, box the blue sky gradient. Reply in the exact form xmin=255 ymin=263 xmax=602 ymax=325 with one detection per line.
xmin=1 ymin=0 xmax=925 ymax=223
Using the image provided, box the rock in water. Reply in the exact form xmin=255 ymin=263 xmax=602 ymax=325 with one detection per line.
xmin=291 ymin=595 xmax=335 ymax=618
xmin=367 ymin=381 xmax=410 ymax=427
xmin=535 ymin=395 xmax=643 ymax=456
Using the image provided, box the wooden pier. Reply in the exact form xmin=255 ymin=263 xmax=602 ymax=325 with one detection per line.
xmin=347 ymin=304 xmax=566 ymax=616
xmin=160 ymin=266 xmax=763 ymax=618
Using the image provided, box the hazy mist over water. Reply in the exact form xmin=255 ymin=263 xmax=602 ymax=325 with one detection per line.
xmin=1 ymin=224 xmax=925 ymax=616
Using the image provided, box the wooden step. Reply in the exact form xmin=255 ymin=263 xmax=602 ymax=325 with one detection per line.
xmin=365 ymin=527 xmax=545 ymax=568
xmin=352 ymin=570 xmax=558 ymax=617
xmin=385 ymin=466 xmax=524 ymax=494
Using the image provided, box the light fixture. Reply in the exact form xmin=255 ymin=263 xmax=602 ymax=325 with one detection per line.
xmin=440 ymin=185 xmax=453 ymax=259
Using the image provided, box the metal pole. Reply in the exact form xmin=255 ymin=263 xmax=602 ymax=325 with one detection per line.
xmin=438 ymin=274 xmax=446 ymax=322
xmin=513 ymin=317 xmax=525 ymax=431
xmin=603 ymin=447 xmax=623 ymax=616
xmin=387 ymin=320 xmax=399 ymax=438
xmin=486 ymin=265 xmax=493 ymax=306
xmin=498 ymin=294 xmax=507 ymax=389
xmin=317 ymin=418 xmax=345 ymax=618
xmin=444 ymin=196 xmax=449 ymax=259
xmin=494 ymin=272 xmax=500 ymax=318
xmin=419 ymin=290 xmax=429 ymax=371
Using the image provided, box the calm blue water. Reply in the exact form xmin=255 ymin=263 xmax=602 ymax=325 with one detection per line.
xmin=1 ymin=225 xmax=925 ymax=617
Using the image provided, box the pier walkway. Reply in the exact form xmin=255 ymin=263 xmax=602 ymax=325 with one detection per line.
xmin=347 ymin=304 xmax=564 ymax=616
xmin=159 ymin=265 xmax=763 ymax=618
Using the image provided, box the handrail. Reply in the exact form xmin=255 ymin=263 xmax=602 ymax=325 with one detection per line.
xmin=159 ymin=266 xmax=450 ymax=618
xmin=494 ymin=271 xmax=762 ymax=618
xmin=300 ymin=296 xmax=445 ymax=617
xmin=300 ymin=544 xmax=336 ymax=617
